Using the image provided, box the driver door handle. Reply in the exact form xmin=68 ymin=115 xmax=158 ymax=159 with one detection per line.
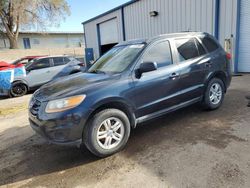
xmin=169 ymin=72 xmax=180 ymax=79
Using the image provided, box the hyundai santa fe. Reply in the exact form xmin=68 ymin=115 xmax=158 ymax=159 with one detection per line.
xmin=29 ymin=32 xmax=232 ymax=157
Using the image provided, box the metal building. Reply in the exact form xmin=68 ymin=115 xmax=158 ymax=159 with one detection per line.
xmin=82 ymin=0 xmax=249 ymax=73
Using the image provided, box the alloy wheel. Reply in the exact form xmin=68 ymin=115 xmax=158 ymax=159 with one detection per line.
xmin=11 ymin=84 xmax=27 ymax=97
xmin=209 ymin=83 xmax=222 ymax=105
xmin=96 ymin=117 xmax=125 ymax=150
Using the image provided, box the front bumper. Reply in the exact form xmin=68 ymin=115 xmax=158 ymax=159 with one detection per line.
xmin=29 ymin=102 xmax=92 ymax=146
xmin=0 ymin=88 xmax=10 ymax=97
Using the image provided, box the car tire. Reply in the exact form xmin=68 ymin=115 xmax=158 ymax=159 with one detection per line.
xmin=83 ymin=109 xmax=131 ymax=157
xmin=10 ymin=82 xmax=28 ymax=97
xmin=202 ymin=78 xmax=225 ymax=110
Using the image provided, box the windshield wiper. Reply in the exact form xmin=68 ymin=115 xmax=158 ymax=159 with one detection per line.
xmin=89 ymin=70 xmax=106 ymax=74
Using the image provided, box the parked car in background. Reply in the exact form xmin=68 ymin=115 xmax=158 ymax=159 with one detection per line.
xmin=11 ymin=55 xmax=85 ymax=97
xmin=0 ymin=61 xmax=10 ymax=69
xmin=11 ymin=56 xmax=46 ymax=66
xmin=29 ymin=32 xmax=232 ymax=157
xmin=75 ymin=56 xmax=85 ymax=64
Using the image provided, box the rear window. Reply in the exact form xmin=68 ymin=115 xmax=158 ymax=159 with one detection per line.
xmin=200 ymin=36 xmax=219 ymax=52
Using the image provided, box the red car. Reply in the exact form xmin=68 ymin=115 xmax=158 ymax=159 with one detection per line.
xmin=11 ymin=56 xmax=47 ymax=66
xmin=0 ymin=61 xmax=14 ymax=71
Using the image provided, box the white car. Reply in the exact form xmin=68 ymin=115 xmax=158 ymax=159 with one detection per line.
xmin=11 ymin=55 xmax=86 ymax=97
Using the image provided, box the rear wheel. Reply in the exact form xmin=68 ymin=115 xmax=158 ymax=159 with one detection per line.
xmin=202 ymin=78 xmax=225 ymax=110
xmin=10 ymin=83 xmax=28 ymax=97
xmin=83 ymin=109 xmax=131 ymax=157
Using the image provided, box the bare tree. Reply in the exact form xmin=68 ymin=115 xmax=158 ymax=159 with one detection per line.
xmin=0 ymin=0 xmax=70 ymax=49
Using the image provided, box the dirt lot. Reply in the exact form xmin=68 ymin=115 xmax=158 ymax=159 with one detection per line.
xmin=0 ymin=75 xmax=250 ymax=188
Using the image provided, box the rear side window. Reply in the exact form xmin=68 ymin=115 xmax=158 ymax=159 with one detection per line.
xmin=200 ymin=36 xmax=219 ymax=52
xmin=53 ymin=57 xmax=65 ymax=66
xmin=175 ymin=38 xmax=200 ymax=61
xmin=142 ymin=40 xmax=172 ymax=68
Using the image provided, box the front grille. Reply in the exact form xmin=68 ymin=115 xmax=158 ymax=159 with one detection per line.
xmin=30 ymin=99 xmax=41 ymax=116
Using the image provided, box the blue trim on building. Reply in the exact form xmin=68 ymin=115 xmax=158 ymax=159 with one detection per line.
xmin=214 ymin=0 xmax=220 ymax=39
xmin=95 ymin=17 xmax=118 ymax=26
xmin=96 ymin=24 xmax=101 ymax=56
xmin=121 ymin=7 xmax=126 ymax=41
xmin=82 ymin=0 xmax=139 ymax=25
xmin=234 ymin=0 xmax=242 ymax=73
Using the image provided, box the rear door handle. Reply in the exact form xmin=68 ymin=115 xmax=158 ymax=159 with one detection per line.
xmin=205 ymin=62 xmax=212 ymax=68
xmin=169 ymin=72 xmax=180 ymax=79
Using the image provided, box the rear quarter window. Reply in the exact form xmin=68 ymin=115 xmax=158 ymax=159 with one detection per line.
xmin=200 ymin=36 xmax=219 ymax=52
xmin=63 ymin=57 xmax=71 ymax=64
xmin=53 ymin=57 xmax=65 ymax=66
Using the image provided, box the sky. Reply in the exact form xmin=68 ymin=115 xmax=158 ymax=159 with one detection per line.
xmin=49 ymin=0 xmax=130 ymax=32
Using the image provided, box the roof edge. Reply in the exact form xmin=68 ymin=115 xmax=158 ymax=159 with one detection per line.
xmin=81 ymin=0 xmax=139 ymax=25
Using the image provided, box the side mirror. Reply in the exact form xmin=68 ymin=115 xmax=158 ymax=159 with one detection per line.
xmin=26 ymin=67 xmax=32 ymax=72
xmin=26 ymin=65 xmax=36 ymax=73
xmin=137 ymin=62 xmax=157 ymax=77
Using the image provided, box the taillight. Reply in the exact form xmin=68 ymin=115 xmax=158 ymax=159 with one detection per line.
xmin=78 ymin=63 xmax=85 ymax=67
xmin=226 ymin=53 xmax=232 ymax=60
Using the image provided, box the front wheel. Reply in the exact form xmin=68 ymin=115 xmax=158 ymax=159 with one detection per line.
xmin=83 ymin=109 xmax=131 ymax=157
xmin=10 ymin=83 xmax=28 ymax=97
xmin=202 ymin=78 xmax=225 ymax=110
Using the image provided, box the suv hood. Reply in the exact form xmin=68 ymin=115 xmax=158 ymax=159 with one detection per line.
xmin=34 ymin=72 xmax=116 ymax=101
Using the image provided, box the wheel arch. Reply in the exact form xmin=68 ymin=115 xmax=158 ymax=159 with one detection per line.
xmin=12 ymin=79 xmax=29 ymax=90
xmin=205 ymin=71 xmax=227 ymax=92
xmin=87 ymin=98 xmax=137 ymax=129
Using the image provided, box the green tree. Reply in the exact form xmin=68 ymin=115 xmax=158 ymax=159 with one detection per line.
xmin=0 ymin=0 xmax=70 ymax=49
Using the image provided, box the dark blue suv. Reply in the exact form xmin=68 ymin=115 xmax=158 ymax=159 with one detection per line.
xmin=29 ymin=32 xmax=232 ymax=157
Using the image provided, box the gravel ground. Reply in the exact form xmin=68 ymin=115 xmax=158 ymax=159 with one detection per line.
xmin=0 ymin=75 xmax=250 ymax=188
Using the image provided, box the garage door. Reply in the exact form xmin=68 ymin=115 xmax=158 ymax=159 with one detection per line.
xmin=238 ymin=0 xmax=250 ymax=72
xmin=98 ymin=18 xmax=119 ymax=55
xmin=99 ymin=18 xmax=118 ymax=45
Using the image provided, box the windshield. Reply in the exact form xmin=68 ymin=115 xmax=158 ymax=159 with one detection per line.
xmin=88 ymin=44 xmax=145 ymax=74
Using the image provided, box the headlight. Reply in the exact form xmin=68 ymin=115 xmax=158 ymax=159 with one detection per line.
xmin=45 ymin=95 xmax=86 ymax=113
